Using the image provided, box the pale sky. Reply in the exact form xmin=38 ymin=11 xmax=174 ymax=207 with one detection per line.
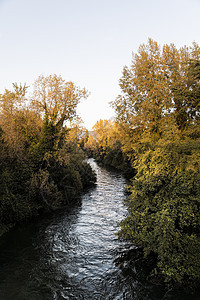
xmin=0 ymin=0 xmax=200 ymax=129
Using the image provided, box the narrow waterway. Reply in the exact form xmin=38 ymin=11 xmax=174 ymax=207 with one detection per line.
xmin=0 ymin=159 xmax=199 ymax=300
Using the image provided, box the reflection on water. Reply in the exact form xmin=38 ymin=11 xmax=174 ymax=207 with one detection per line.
xmin=0 ymin=159 xmax=199 ymax=300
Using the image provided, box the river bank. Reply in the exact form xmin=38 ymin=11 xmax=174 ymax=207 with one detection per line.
xmin=0 ymin=159 xmax=199 ymax=299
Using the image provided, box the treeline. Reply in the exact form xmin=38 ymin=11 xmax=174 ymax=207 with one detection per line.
xmin=83 ymin=120 xmax=135 ymax=179
xmin=90 ymin=39 xmax=200 ymax=287
xmin=0 ymin=75 xmax=96 ymax=237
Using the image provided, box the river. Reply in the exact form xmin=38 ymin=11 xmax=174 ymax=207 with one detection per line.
xmin=0 ymin=159 xmax=199 ymax=300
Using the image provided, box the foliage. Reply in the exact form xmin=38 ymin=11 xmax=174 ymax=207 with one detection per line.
xmin=111 ymin=39 xmax=200 ymax=158
xmin=119 ymin=138 xmax=200 ymax=283
xmin=111 ymin=39 xmax=200 ymax=285
xmin=84 ymin=119 xmax=135 ymax=178
xmin=0 ymin=75 xmax=96 ymax=237
xmin=32 ymin=74 xmax=88 ymax=128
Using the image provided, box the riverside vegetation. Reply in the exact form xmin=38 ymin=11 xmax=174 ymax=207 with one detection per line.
xmin=0 ymin=75 xmax=96 ymax=237
xmin=83 ymin=119 xmax=136 ymax=179
xmin=1 ymin=39 xmax=200 ymax=292
xmin=85 ymin=39 xmax=200 ymax=289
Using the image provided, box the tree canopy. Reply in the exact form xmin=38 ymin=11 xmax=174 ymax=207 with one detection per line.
xmin=32 ymin=74 xmax=88 ymax=128
xmin=111 ymin=39 xmax=200 ymax=285
xmin=0 ymin=75 xmax=96 ymax=237
xmin=111 ymin=39 xmax=200 ymax=158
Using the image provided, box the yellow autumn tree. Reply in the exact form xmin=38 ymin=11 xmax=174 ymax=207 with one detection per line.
xmin=113 ymin=40 xmax=200 ymax=285
xmin=0 ymin=76 xmax=96 ymax=237
xmin=32 ymin=74 xmax=88 ymax=129
xmin=0 ymin=84 xmax=42 ymax=159
xmin=111 ymin=39 xmax=200 ymax=159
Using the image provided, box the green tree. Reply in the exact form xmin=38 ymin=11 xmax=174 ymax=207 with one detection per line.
xmin=119 ymin=139 xmax=200 ymax=283
xmin=113 ymin=40 xmax=200 ymax=286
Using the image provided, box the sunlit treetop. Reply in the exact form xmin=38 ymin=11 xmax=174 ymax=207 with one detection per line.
xmin=32 ymin=74 xmax=89 ymax=128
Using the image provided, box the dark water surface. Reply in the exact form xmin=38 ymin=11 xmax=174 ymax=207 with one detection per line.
xmin=0 ymin=159 xmax=199 ymax=300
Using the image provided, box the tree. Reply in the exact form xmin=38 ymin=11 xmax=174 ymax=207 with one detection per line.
xmin=0 ymin=75 xmax=96 ymax=237
xmin=0 ymin=84 xmax=42 ymax=159
xmin=30 ymin=75 xmax=89 ymax=159
xmin=32 ymin=74 xmax=88 ymax=129
xmin=119 ymin=139 xmax=200 ymax=283
xmin=85 ymin=119 xmax=135 ymax=177
xmin=111 ymin=39 xmax=200 ymax=157
xmin=113 ymin=40 xmax=200 ymax=285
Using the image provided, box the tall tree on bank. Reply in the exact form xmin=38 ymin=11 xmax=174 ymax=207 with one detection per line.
xmin=0 ymin=75 xmax=96 ymax=237
xmin=31 ymin=75 xmax=88 ymax=155
xmin=32 ymin=75 xmax=88 ymax=128
xmin=112 ymin=40 xmax=200 ymax=285
xmin=111 ymin=39 xmax=200 ymax=158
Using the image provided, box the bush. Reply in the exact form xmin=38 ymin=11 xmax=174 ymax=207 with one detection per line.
xmin=119 ymin=140 xmax=200 ymax=284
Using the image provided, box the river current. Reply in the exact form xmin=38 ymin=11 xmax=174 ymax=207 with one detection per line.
xmin=0 ymin=159 xmax=199 ymax=300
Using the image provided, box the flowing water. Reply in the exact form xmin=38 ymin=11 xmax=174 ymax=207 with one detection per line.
xmin=0 ymin=159 xmax=199 ymax=300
